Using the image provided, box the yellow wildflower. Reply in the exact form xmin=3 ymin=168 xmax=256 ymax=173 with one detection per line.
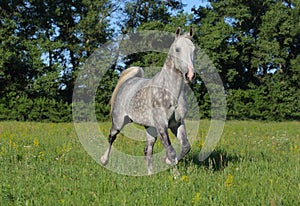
xmin=9 ymin=140 xmax=17 ymax=149
xmin=38 ymin=151 xmax=44 ymax=160
xmin=192 ymin=192 xmax=201 ymax=204
xmin=290 ymin=144 xmax=299 ymax=153
xmin=181 ymin=175 xmax=189 ymax=182
xmin=33 ymin=138 xmax=39 ymax=147
xmin=225 ymin=174 xmax=234 ymax=187
xmin=198 ymin=140 xmax=205 ymax=148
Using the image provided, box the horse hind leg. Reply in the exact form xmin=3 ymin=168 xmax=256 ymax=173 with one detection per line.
xmin=144 ymin=127 xmax=157 ymax=175
xmin=100 ymin=126 xmax=119 ymax=166
xmin=100 ymin=113 xmax=132 ymax=166
xmin=100 ymin=116 xmax=130 ymax=166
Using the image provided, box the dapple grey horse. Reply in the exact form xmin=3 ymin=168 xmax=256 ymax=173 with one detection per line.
xmin=100 ymin=27 xmax=195 ymax=174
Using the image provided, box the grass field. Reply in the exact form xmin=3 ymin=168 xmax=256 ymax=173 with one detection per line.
xmin=0 ymin=120 xmax=299 ymax=205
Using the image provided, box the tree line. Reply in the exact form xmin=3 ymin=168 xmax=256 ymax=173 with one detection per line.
xmin=1 ymin=0 xmax=299 ymax=122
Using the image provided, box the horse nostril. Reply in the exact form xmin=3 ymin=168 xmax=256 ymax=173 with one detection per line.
xmin=185 ymin=72 xmax=195 ymax=82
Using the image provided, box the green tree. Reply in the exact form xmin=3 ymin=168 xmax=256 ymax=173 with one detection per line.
xmin=0 ymin=0 xmax=115 ymax=121
xmin=121 ymin=0 xmax=186 ymax=68
xmin=192 ymin=0 xmax=300 ymax=120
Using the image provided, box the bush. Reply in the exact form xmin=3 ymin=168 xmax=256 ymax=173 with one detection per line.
xmin=0 ymin=95 xmax=72 ymax=122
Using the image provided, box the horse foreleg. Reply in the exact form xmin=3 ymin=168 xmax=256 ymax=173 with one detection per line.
xmin=144 ymin=127 xmax=157 ymax=175
xmin=170 ymin=121 xmax=190 ymax=161
xmin=157 ymin=126 xmax=177 ymax=165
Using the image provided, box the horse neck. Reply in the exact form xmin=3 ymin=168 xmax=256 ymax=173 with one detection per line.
xmin=154 ymin=54 xmax=184 ymax=98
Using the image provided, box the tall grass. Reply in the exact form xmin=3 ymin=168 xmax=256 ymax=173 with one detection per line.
xmin=0 ymin=121 xmax=299 ymax=205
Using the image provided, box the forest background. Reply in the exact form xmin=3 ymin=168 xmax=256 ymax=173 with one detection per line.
xmin=1 ymin=0 xmax=299 ymax=122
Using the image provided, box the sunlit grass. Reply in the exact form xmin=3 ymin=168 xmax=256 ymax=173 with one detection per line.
xmin=0 ymin=121 xmax=299 ymax=205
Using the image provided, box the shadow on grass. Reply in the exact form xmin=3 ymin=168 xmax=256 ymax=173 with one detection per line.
xmin=181 ymin=150 xmax=240 ymax=171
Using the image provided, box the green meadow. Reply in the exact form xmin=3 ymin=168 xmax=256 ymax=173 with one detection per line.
xmin=0 ymin=121 xmax=299 ymax=205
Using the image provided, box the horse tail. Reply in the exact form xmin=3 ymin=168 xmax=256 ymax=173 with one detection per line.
xmin=110 ymin=66 xmax=144 ymax=112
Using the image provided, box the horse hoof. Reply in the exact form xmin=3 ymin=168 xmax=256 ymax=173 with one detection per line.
xmin=165 ymin=157 xmax=172 ymax=165
xmin=148 ymin=170 xmax=153 ymax=175
xmin=100 ymin=156 xmax=109 ymax=166
xmin=165 ymin=157 xmax=178 ymax=165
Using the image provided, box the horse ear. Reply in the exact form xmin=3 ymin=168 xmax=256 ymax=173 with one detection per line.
xmin=175 ymin=27 xmax=181 ymax=38
xmin=189 ymin=26 xmax=194 ymax=38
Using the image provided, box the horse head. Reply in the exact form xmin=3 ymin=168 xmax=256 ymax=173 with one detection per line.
xmin=171 ymin=27 xmax=195 ymax=82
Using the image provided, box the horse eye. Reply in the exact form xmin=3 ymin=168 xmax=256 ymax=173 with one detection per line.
xmin=175 ymin=48 xmax=181 ymax=52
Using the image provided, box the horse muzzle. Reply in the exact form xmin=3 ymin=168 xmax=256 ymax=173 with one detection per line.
xmin=185 ymin=64 xmax=195 ymax=82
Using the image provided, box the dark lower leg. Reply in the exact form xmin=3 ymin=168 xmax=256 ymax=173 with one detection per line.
xmin=158 ymin=127 xmax=177 ymax=165
xmin=144 ymin=139 xmax=155 ymax=174
xmin=144 ymin=127 xmax=157 ymax=174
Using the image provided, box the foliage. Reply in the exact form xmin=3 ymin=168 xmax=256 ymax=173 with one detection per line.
xmin=0 ymin=95 xmax=72 ymax=122
xmin=0 ymin=0 xmax=114 ymax=122
xmin=0 ymin=0 xmax=299 ymax=121
xmin=192 ymin=0 xmax=300 ymax=120
xmin=0 ymin=121 xmax=299 ymax=205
